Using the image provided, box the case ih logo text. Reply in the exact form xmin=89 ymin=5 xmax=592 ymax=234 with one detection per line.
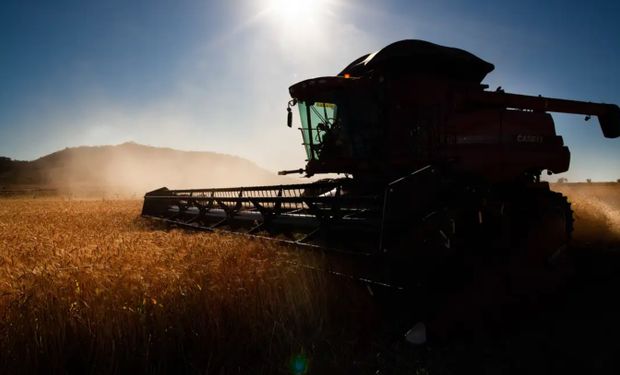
xmin=516 ymin=134 xmax=544 ymax=143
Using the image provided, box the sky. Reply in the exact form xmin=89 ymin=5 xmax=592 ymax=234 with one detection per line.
xmin=0 ymin=0 xmax=619 ymax=181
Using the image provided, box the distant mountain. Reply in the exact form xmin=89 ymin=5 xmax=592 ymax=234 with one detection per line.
xmin=0 ymin=142 xmax=292 ymax=195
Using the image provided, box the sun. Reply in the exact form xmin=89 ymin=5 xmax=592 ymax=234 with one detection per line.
xmin=257 ymin=0 xmax=338 ymax=49
xmin=265 ymin=0 xmax=330 ymax=27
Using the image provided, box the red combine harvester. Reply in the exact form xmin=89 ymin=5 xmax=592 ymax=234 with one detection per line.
xmin=142 ymin=40 xmax=619 ymax=341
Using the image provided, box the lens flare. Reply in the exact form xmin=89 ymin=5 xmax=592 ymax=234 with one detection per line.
xmin=289 ymin=353 xmax=309 ymax=374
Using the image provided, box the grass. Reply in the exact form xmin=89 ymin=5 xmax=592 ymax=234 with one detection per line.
xmin=0 ymin=199 xmax=378 ymax=374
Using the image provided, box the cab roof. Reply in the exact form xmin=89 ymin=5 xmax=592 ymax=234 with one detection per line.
xmin=338 ymin=39 xmax=494 ymax=83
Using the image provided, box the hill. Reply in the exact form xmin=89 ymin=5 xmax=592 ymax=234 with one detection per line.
xmin=0 ymin=142 xmax=292 ymax=195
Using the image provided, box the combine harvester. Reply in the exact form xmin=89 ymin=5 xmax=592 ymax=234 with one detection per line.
xmin=143 ymin=40 xmax=619 ymax=340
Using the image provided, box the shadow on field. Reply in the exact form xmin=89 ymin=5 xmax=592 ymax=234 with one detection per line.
xmin=373 ymin=246 xmax=620 ymax=374
xmin=372 ymin=183 xmax=620 ymax=374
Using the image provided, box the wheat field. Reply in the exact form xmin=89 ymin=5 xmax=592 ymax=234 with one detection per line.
xmin=0 ymin=198 xmax=378 ymax=374
xmin=1 ymin=184 xmax=619 ymax=374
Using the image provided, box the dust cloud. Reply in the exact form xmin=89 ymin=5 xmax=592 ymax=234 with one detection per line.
xmin=552 ymin=183 xmax=620 ymax=247
xmin=24 ymin=143 xmax=294 ymax=197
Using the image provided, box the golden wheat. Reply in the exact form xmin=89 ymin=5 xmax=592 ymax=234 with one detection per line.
xmin=2 ymin=184 xmax=617 ymax=373
xmin=0 ymin=198 xmax=376 ymax=374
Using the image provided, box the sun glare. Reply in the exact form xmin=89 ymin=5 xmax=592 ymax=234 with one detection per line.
xmin=247 ymin=0 xmax=342 ymax=60
xmin=269 ymin=0 xmax=319 ymax=19
xmin=265 ymin=0 xmax=330 ymax=29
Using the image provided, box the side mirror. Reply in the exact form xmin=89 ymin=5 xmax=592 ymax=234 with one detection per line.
xmin=286 ymin=99 xmax=297 ymax=128
xmin=287 ymin=107 xmax=293 ymax=128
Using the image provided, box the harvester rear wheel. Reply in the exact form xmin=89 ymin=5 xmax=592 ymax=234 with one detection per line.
xmin=506 ymin=190 xmax=574 ymax=299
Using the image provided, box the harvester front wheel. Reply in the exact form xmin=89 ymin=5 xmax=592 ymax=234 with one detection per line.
xmin=415 ymin=189 xmax=575 ymax=342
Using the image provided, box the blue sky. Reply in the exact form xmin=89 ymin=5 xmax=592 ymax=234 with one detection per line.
xmin=0 ymin=0 xmax=618 ymax=181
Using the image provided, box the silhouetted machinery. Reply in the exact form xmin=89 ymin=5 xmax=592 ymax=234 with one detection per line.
xmin=143 ymin=40 xmax=619 ymax=338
